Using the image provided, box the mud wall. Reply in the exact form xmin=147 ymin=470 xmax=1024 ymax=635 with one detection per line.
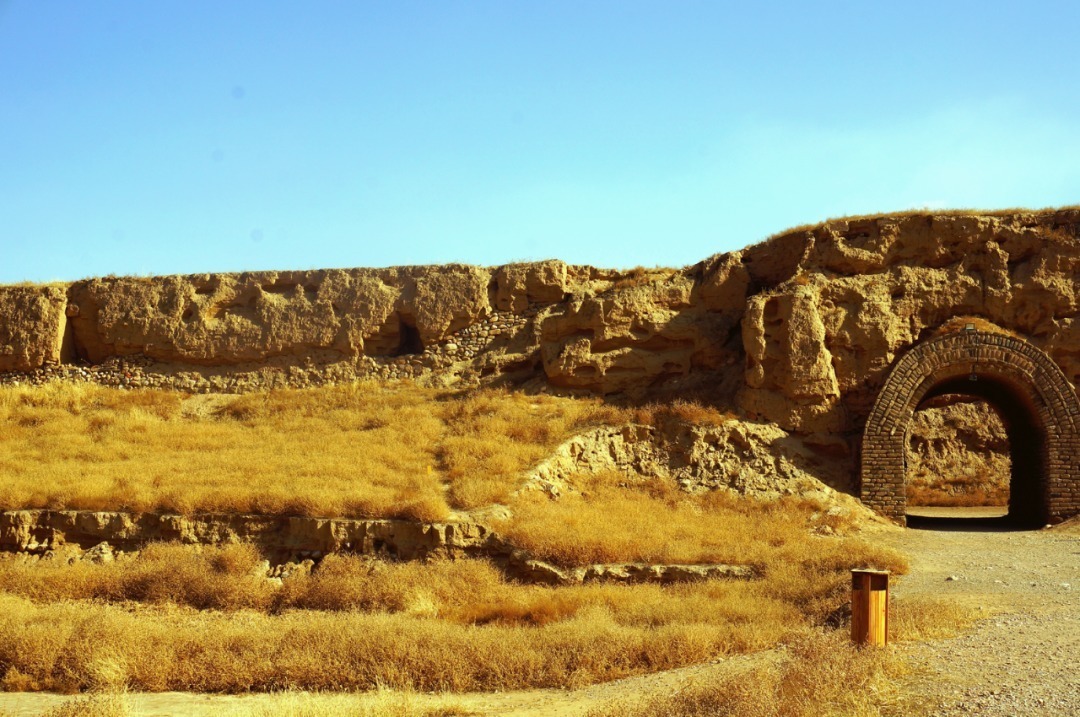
xmin=3 ymin=209 xmax=1080 ymax=469
xmin=1 ymin=262 xmax=581 ymax=371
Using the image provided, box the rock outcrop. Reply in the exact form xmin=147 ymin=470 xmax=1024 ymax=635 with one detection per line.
xmin=504 ymin=556 xmax=755 ymax=587
xmin=734 ymin=213 xmax=1080 ymax=434
xmin=0 ymin=509 xmax=495 ymax=561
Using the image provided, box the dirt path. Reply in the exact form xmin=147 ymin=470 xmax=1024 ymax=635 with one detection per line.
xmin=880 ymin=512 xmax=1080 ymax=716
xmin=0 ymin=651 xmax=776 ymax=716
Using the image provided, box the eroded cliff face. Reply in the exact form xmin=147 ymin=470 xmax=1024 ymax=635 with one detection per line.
xmin=3 ymin=209 xmax=1079 ymax=462
xmin=0 ymin=285 xmax=68 ymax=372
xmin=64 ymin=263 xmax=557 ymax=366
xmin=0 ymin=262 xmax=579 ymax=375
xmin=541 ymin=211 xmax=1080 ymax=444
xmin=737 ymin=214 xmax=1080 ymax=434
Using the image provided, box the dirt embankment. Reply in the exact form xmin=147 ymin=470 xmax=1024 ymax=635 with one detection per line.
xmin=0 ymin=509 xmax=758 ymax=588
xmin=2 ymin=208 xmax=1078 ymax=499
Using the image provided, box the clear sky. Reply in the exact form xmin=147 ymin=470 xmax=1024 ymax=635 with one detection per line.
xmin=2 ymin=1 xmax=1079 ymax=283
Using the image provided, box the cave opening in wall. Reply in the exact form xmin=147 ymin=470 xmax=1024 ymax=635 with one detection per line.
xmin=394 ymin=314 xmax=424 ymax=356
xmin=905 ymin=395 xmax=1011 ymax=520
xmin=364 ymin=312 xmax=425 ymax=357
xmin=57 ymin=310 xmax=90 ymax=365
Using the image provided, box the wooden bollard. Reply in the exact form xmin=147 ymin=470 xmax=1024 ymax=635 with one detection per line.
xmin=850 ymin=569 xmax=889 ymax=646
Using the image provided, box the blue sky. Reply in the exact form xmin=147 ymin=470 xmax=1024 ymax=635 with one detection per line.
xmin=2 ymin=1 xmax=1079 ymax=283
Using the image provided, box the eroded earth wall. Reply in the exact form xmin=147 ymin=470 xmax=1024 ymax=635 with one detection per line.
xmin=3 ymin=209 xmax=1080 ymax=496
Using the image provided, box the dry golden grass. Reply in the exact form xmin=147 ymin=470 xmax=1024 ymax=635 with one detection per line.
xmin=611 ymin=266 xmax=678 ymax=290
xmin=0 ymin=493 xmax=905 ymax=693
xmin=589 ymin=629 xmax=901 ymax=717
xmin=0 ymin=382 xmax=766 ymax=520
xmin=0 ymin=592 xmax=799 ymax=693
xmin=761 ymin=205 xmax=1080 ymax=246
xmin=0 ymin=383 xmax=913 ymax=696
xmin=499 ymin=475 xmax=906 ymax=621
xmin=905 ymin=455 xmax=1008 ymax=507
xmin=0 ymin=595 xmax=984 ymax=716
xmin=0 ymin=548 xmax=800 ymax=637
xmin=0 ymin=602 xmax=982 ymax=717
xmin=589 ymin=598 xmax=986 ymax=717
xmin=19 ymin=693 xmax=129 ymax=717
xmin=890 ymin=596 xmax=991 ymax=642
xmin=906 ymin=483 xmax=1008 ymax=507
xmin=628 ymin=399 xmax=737 ymax=427
xmin=0 ymin=382 xmax=626 ymax=520
xmin=931 ymin=315 xmax=1025 ymax=339
xmin=0 ymin=509 xmax=904 ymax=618
xmin=0 ymin=543 xmax=274 ymax=611
xmin=216 ymin=692 xmax=471 ymax=717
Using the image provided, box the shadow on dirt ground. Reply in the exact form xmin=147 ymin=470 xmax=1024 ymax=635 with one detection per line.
xmin=905 ymin=505 xmax=1038 ymax=532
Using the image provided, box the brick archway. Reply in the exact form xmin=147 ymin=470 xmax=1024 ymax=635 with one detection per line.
xmin=860 ymin=330 xmax=1080 ymax=524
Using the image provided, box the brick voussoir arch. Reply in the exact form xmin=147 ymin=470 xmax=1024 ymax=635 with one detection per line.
xmin=861 ymin=329 xmax=1080 ymax=524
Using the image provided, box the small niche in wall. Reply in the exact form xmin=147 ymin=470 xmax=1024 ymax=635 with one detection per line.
xmin=58 ymin=315 xmax=80 ymax=364
xmin=395 ymin=314 xmax=424 ymax=356
xmin=365 ymin=312 xmax=425 ymax=357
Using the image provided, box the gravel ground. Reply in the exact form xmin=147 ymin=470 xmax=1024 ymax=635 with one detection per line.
xmin=881 ymin=512 xmax=1080 ymax=716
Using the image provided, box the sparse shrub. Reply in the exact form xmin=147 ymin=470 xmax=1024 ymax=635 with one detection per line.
xmin=0 ymin=593 xmax=805 ymax=692
xmin=630 ymin=399 xmax=736 ymax=428
xmin=0 ymin=543 xmax=273 ymax=611
xmin=612 ymin=266 xmax=675 ymax=290
xmin=932 ymin=315 xmax=1023 ymax=339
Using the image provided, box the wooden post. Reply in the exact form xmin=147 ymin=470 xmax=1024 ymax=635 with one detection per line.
xmin=851 ymin=569 xmax=889 ymax=646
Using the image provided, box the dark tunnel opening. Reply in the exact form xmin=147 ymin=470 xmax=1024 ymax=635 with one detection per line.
xmin=394 ymin=315 xmax=424 ymax=357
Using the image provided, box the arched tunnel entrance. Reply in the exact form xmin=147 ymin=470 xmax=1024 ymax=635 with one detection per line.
xmin=860 ymin=330 xmax=1080 ymax=526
